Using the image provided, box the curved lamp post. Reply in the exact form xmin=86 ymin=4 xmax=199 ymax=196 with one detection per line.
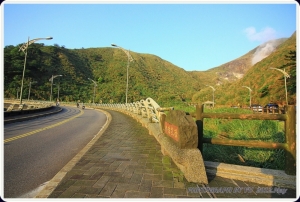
xmin=19 ymin=36 xmax=53 ymax=104
xmin=269 ymin=67 xmax=290 ymax=105
xmin=53 ymin=83 xmax=61 ymax=101
xmin=16 ymin=87 xmax=20 ymax=99
xmin=88 ymin=78 xmax=97 ymax=104
xmin=111 ymin=43 xmax=134 ymax=104
xmin=28 ymin=81 xmax=37 ymax=100
xmin=57 ymin=82 xmax=60 ymax=101
xmin=49 ymin=75 xmax=62 ymax=102
xmin=206 ymin=85 xmax=216 ymax=107
xmin=242 ymin=86 xmax=252 ymax=107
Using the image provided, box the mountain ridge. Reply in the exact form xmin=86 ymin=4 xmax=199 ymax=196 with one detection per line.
xmin=4 ymin=32 xmax=296 ymax=106
xmin=188 ymin=37 xmax=288 ymax=87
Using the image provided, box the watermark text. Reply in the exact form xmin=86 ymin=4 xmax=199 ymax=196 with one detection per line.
xmin=188 ymin=186 xmax=287 ymax=195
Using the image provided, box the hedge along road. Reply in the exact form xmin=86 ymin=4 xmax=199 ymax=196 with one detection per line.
xmin=3 ymin=106 xmax=108 ymax=198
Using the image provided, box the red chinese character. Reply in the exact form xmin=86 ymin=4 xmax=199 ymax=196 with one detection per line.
xmin=174 ymin=129 xmax=178 ymax=141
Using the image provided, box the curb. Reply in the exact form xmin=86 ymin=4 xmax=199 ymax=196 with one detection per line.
xmin=204 ymin=161 xmax=296 ymax=189
xmin=35 ymin=108 xmax=112 ymax=198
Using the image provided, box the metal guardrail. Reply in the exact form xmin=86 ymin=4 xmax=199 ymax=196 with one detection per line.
xmin=4 ymin=106 xmax=62 ymax=124
xmin=4 ymin=100 xmax=54 ymax=117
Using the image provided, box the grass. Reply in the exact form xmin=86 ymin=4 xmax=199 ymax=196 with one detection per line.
xmin=170 ymin=102 xmax=286 ymax=170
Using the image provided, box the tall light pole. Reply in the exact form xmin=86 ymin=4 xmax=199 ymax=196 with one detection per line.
xmin=242 ymin=86 xmax=252 ymax=107
xmin=57 ymin=82 xmax=60 ymax=101
xmin=270 ymin=67 xmax=290 ymax=105
xmin=111 ymin=44 xmax=134 ymax=104
xmin=28 ymin=81 xmax=37 ymax=100
xmin=18 ymin=36 xmax=53 ymax=104
xmin=206 ymin=85 xmax=216 ymax=107
xmin=17 ymin=87 xmax=20 ymax=99
xmin=53 ymin=83 xmax=61 ymax=101
xmin=88 ymin=78 xmax=97 ymax=104
xmin=49 ymin=75 xmax=62 ymax=102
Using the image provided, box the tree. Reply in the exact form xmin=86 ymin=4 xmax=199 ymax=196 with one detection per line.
xmin=279 ymin=47 xmax=296 ymax=94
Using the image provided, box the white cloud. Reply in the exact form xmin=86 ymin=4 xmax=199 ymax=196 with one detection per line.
xmin=244 ymin=26 xmax=277 ymax=42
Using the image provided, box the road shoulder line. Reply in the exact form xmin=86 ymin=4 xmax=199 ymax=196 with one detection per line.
xmin=34 ymin=108 xmax=112 ymax=198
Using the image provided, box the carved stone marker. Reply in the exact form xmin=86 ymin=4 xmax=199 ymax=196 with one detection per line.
xmin=163 ymin=110 xmax=198 ymax=149
xmin=159 ymin=110 xmax=208 ymax=184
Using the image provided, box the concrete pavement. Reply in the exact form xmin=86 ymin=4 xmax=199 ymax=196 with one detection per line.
xmin=35 ymin=109 xmax=296 ymax=198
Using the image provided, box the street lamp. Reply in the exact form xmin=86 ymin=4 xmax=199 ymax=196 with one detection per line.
xmin=57 ymin=83 xmax=60 ymax=101
xmin=53 ymin=83 xmax=61 ymax=101
xmin=28 ymin=81 xmax=37 ymax=100
xmin=242 ymin=86 xmax=252 ymax=107
xmin=16 ymin=87 xmax=20 ymax=99
xmin=111 ymin=43 xmax=134 ymax=104
xmin=206 ymin=85 xmax=216 ymax=107
xmin=88 ymin=78 xmax=97 ymax=104
xmin=18 ymin=36 xmax=53 ymax=104
xmin=269 ymin=67 xmax=290 ymax=105
xmin=49 ymin=75 xmax=62 ymax=102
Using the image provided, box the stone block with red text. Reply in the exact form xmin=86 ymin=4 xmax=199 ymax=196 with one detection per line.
xmin=162 ymin=110 xmax=198 ymax=149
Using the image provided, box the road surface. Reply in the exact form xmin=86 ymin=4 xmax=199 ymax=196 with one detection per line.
xmin=4 ymin=106 xmax=107 ymax=198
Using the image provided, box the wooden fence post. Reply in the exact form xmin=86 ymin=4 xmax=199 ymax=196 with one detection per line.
xmin=196 ymin=104 xmax=204 ymax=153
xmin=285 ymin=105 xmax=296 ymax=175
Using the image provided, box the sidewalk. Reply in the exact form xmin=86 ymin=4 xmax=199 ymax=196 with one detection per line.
xmin=36 ymin=109 xmax=297 ymax=198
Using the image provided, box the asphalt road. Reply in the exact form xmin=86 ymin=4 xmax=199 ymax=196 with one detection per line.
xmin=3 ymin=106 xmax=107 ymax=198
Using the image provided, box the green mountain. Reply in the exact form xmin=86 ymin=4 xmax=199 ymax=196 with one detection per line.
xmin=4 ymin=44 xmax=201 ymax=105
xmin=189 ymin=38 xmax=287 ymax=87
xmin=191 ymin=32 xmax=296 ymax=106
xmin=4 ymin=32 xmax=296 ymax=106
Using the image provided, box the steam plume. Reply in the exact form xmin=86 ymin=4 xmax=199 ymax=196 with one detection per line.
xmin=251 ymin=39 xmax=282 ymax=65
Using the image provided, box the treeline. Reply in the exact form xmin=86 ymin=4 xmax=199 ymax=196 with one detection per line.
xmin=4 ymin=43 xmax=94 ymax=103
xmin=4 ymin=44 xmax=201 ymax=105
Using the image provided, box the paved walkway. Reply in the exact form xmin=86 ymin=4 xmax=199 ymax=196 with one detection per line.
xmin=40 ymin=110 xmax=296 ymax=198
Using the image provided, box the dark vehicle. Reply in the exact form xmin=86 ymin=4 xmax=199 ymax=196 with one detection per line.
xmin=264 ymin=103 xmax=279 ymax=113
xmin=251 ymin=104 xmax=263 ymax=112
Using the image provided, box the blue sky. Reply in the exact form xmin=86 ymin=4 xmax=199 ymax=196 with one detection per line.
xmin=2 ymin=1 xmax=297 ymax=71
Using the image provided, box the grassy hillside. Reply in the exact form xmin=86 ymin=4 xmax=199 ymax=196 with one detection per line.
xmin=189 ymin=38 xmax=287 ymax=87
xmin=4 ymin=32 xmax=296 ymax=107
xmin=4 ymin=45 xmax=201 ymax=105
xmin=191 ymin=32 xmax=296 ymax=106
xmin=74 ymin=48 xmax=202 ymax=105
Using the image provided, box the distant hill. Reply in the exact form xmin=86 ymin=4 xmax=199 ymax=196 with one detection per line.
xmin=188 ymin=38 xmax=287 ymax=87
xmin=4 ymin=32 xmax=296 ymax=106
xmin=191 ymin=32 xmax=296 ymax=106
